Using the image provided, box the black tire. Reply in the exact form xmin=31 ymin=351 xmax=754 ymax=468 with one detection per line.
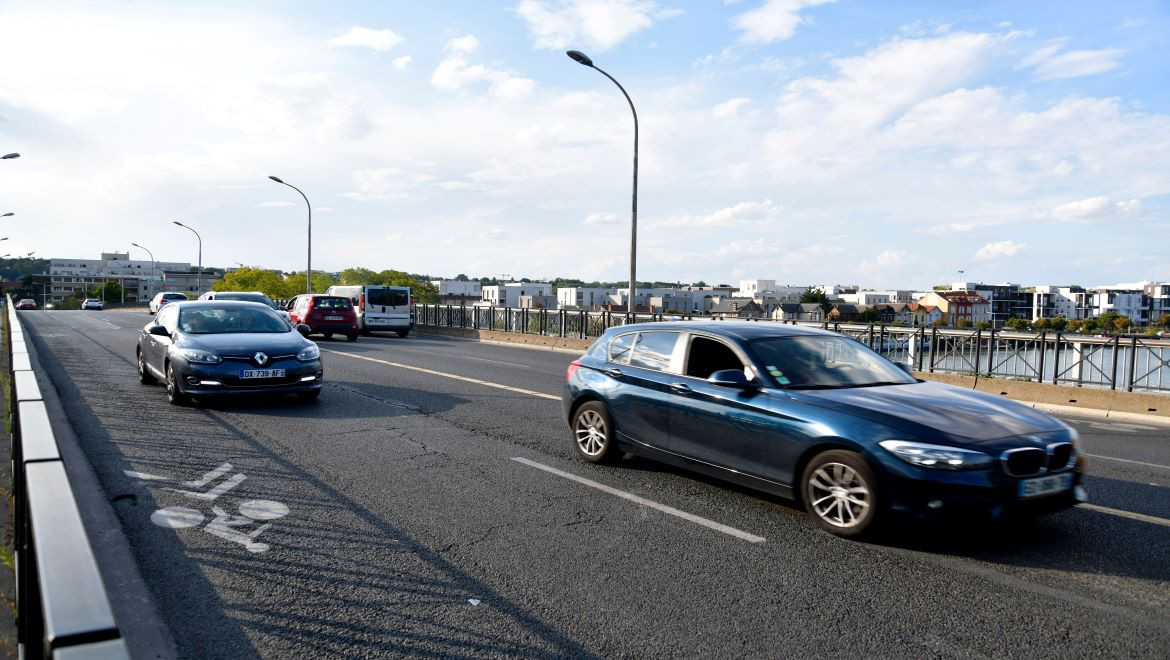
xmin=297 ymin=389 xmax=321 ymax=402
xmin=138 ymin=348 xmax=156 ymax=385
xmin=326 ymin=333 xmax=334 ymax=340
xmin=347 ymin=333 xmax=358 ymax=342
xmin=165 ymin=362 xmax=189 ymax=406
xmin=801 ymin=450 xmax=880 ymax=538
xmin=570 ymin=401 xmax=619 ymax=464
xmin=396 ymin=330 xmax=410 ymax=338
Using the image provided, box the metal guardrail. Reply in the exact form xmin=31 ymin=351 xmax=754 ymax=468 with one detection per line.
xmin=7 ymin=297 xmax=130 ymax=659
xmin=416 ymin=305 xmax=1170 ymax=394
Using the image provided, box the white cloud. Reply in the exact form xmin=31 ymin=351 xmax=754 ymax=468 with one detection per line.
xmin=1115 ymin=199 xmax=1142 ymax=215
xmin=585 ymin=211 xmax=619 ymax=225
xmin=860 ymin=249 xmax=907 ymax=271
xmin=515 ymin=0 xmax=679 ymax=51
xmin=920 ymin=223 xmax=978 ymax=237
xmin=1048 ymin=196 xmax=1110 ymax=220
xmin=484 ymin=228 xmax=510 ymax=240
xmin=385 ymin=232 xmax=404 ymax=241
xmin=392 ymin=55 xmax=413 ymax=70
xmin=1031 ymin=48 xmax=1125 ymax=81
xmin=713 ymin=97 xmax=751 ymax=119
xmin=731 ymin=0 xmax=836 ymax=45
xmin=343 ymin=167 xmax=435 ymax=201
xmin=651 ymin=200 xmax=780 ymax=229
xmin=975 ymin=240 xmax=1025 ymax=260
xmin=326 ymin=26 xmax=404 ymax=52
xmin=445 ymin=35 xmax=479 ymax=54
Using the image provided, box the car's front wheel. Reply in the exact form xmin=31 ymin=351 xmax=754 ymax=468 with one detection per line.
xmin=137 ymin=348 xmax=156 ymax=384
xmin=571 ymin=401 xmax=619 ymax=463
xmin=297 ymin=389 xmax=321 ymax=402
xmin=801 ymin=450 xmax=879 ymax=538
xmin=165 ymin=362 xmax=189 ymax=406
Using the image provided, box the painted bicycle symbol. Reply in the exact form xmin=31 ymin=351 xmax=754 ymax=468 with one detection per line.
xmin=125 ymin=462 xmax=289 ymax=553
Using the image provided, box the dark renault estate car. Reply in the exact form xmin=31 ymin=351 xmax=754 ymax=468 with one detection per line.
xmin=137 ymin=301 xmax=323 ymax=405
xmin=563 ymin=322 xmax=1085 ymax=537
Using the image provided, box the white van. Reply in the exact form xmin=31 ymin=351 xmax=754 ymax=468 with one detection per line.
xmin=325 ymin=285 xmax=414 ymax=337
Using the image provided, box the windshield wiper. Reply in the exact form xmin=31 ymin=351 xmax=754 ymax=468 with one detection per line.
xmin=782 ymin=384 xmax=847 ymax=390
xmin=850 ymin=381 xmax=910 ymax=388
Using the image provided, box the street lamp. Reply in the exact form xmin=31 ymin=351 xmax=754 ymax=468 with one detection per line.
xmin=1 ymin=153 xmax=18 ymax=160
xmin=131 ymin=242 xmax=156 ymax=302
xmin=268 ymin=175 xmax=312 ymax=294
xmin=1 ymin=213 xmax=12 ymax=217
xmin=172 ymin=221 xmax=202 ymax=293
xmin=567 ymin=49 xmax=639 ymax=314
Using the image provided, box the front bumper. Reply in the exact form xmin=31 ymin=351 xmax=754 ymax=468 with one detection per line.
xmin=879 ymin=454 xmax=1086 ymax=522
xmin=174 ymin=358 xmax=323 ymax=396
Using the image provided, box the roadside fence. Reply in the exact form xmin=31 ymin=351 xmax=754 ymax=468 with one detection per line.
xmin=416 ymin=305 xmax=1170 ymax=395
xmin=7 ymin=297 xmax=130 ymax=658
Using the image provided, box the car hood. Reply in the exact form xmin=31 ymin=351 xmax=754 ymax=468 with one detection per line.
xmin=791 ymin=380 xmax=1067 ymax=444
xmin=179 ymin=331 xmax=309 ymax=356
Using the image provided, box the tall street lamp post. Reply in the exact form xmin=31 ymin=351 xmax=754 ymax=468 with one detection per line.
xmin=1 ymin=153 xmax=18 ymax=160
xmin=132 ymin=242 xmax=156 ymax=302
xmin=268 ymin=176 xmax=312 ymax=294
xmin=566 ymin=49 xmax=639 ymax=314
xmin=173 ymin=221 xmax=202 ymax=293
xmin=1 ymin=213 xmax=12 ymax=217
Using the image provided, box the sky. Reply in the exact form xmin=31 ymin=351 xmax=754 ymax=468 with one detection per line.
xmin=0 ymin=0 xmax=1167 ymax=289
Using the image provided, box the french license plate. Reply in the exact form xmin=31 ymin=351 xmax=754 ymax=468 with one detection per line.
xmin=366 ymin=318 xmax=385 ymax=324
xmin=239 ymin=369 xmax=285 ymax=379
xmin=324 ymin=315 xmax=343 ymax=321
xmin=1018 ymin=473 xmax=1073 ymax=499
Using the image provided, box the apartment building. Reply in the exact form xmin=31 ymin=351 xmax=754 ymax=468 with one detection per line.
xmin=45 ymin=252 xmax=199 ymax=303
xmin=430 ymin=280 xmax=482 ymax=306
xmin=920 ymin=291 xmax=991 ymax=325
xmin=1030 ymin=286 xmax=1091 ymax=320
xmin=479 ymin=282 xmax=554 ymax=308
xmin=556 ymin=287 xmax=612 ymax=311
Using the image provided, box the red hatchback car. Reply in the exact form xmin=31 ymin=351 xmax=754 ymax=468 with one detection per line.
xmin=287 ymin=294 xmax=359 ymax=341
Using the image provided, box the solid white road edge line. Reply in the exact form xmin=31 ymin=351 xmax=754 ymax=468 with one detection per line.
xmin=321 ymin=349 xmax=560 ymax=400
xmin=1084 ymin=453 xmax=1170 ymax=471
xmin=510 ymin=457 xmax=767 ymax=544
xmin=1078 ymin=503 xmax=1170 ymax=527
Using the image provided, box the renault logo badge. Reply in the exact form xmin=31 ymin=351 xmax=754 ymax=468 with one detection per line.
xmin=254 ymin=352 xmax=269 ymax=366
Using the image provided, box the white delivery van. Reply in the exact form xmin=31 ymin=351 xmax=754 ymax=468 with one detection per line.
xmin=325 ymin=285 xmax=414 ymax=337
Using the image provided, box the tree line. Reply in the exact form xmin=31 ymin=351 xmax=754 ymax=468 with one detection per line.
xmin=213 ymin=267 xmax=440 ymax=303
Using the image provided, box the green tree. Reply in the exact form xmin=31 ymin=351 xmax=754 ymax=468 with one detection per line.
xmin=857 ymin=308 xmax=879 ymax=323
xmin=1049 ymin=316 xmax=1068 ymax=332
xmin=1080 ymin=317 xmax=1100 ymax=333
xmin=1004 ymin=317 xmax=1027 ymax=330
xmin=1033 ymin=317 xmax=1051 ymax=331
xmin=1096 ymin=311 xmax=1119 ymax=334
xmin=974 ymin=320 xmax=991 ymax=330
xmin=91 ymin=280 xmax=123 ymax=303
xmin=931 ymin=319 xmax=947 ymax=328
xmin=800 ymin=287 xmax=833 ymax=315
xmin=1156 ymin=313 xmax=1170 ymax=330
xmin=338 ymin=267 xmax=377 ymax=285
xmin=283 ymin=271 xmax=336 ymax=295
xmin=1113 ymin=315 xmax=1132 ymax=334
xmin=1065 ymin=319 xmax=1084 ymax=334
xmin=213 ymin=267 xmax=290 ymax=299
xmin=956 ymin=318 xmax=973 ymax=329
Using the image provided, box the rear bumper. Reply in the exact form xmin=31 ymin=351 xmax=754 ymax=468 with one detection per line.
xmin=306 ymin=321 xmax=358 ymax=334
xmin=361 ymin=317 xmax=413 ymax=331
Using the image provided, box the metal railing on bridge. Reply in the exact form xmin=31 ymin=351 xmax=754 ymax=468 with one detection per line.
xmin=416 ymin=305 xmax=1170 ymax=394
xmin=7 ymin=296 xmax=130 ymax=659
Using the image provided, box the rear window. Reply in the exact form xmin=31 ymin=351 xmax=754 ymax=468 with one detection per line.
xmin=162 ymin=293 xmax=188 ymax=301
xmin=312 ymin=297 xmax=352 ymax=310
xmin=367 ymin=288 xmax=409 ymax=307
xmin=629 ymin=332 xmax=680 ymax=372
xmin=215 ymin=293 xmax=274 ymax=307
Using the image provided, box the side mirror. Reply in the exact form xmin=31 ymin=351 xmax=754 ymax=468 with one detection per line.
xmin=296 ymin=324 xmax=311 ymax=337
xmin=147 ymin=324 xmax=170 ymax=337
xmin=708 ymin=369 xmax=754 ymax=389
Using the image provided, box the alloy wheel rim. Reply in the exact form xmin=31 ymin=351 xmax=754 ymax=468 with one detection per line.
xmin=808 ymin=462 xmax=870 ymax=528
xmin=574 ymin=410 xmax=607 ymax=456
xmin=166 ymin=365 xmax=176 ymax=397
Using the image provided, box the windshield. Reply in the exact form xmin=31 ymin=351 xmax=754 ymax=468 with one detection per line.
xmin=747 ymin=335 xmax=915 ymax=389
xmin=216 ymin=293 xmax=275 ymax=308
xmin=178 ymin=306 xmax=291 ymax=334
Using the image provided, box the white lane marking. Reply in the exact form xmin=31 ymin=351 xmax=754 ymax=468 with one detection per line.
xmin=322 ymin=349 xmax=559 ymax=401
xmin=1084 ymin=453 xmax=1170 ymax=471
xmin=83 ymin=313 xmax=121 ymax=329
xmin=460 ymin=355 xmax=532 ymax=369
xmin=1079 ymin=503 xmax=1170 ymax=527
xmin=1063 ymin=419 xmax=1159 ymax=433
xmin=510 ymin=457 xmax=766 ymax=544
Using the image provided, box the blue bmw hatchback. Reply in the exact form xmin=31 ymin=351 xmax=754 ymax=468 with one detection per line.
xmin=562 ymin=322 xmax=1085 ymax=537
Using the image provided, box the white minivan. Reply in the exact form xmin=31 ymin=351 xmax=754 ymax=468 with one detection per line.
xmin=324 ymin=285 xmax=414 ymax=337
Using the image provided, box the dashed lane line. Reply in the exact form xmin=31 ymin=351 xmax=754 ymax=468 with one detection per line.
xmin=1078 ymin=503 xmax=1170 ymax=528
xmin=1084 ymin=453 xmax=1170 ymax=471
xmin=510 ymin=457 xmax=767 ymax=544
xmin=321 ymin=348 xmax=560 ymax=400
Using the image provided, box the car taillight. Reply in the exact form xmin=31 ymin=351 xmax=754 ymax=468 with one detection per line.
xmin=359 ymin=293 xmax=365 ymax=310
xmin=566 ymin=360 xmax=581 ymax=380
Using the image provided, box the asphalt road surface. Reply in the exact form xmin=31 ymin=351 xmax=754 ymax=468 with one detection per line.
xmin=19 ymin=310 xmax=1170 ymax=658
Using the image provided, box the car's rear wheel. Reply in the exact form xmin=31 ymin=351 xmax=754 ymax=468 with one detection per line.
xmin=165 ymin=362 xmax=188 ymax=406
xmin=396 ymin=330 xmax=410 ymax=338
xmin=571 ymin=401 xmax=619 ymax=463
xmin=347 ymin=332 xmax=358 ymax=342
xmin=802 ymin=450 xmax=879 ymax=538
xmin=138 ymin=348 xmax=156 ymax=384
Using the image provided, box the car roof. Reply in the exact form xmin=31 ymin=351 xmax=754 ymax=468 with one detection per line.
xmin=603 ymin=320 xmax=836 ymax=341
xmin=169 ymin=300 xmax=275 ymax=309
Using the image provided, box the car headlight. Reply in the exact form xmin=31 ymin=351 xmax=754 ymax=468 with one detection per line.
xmin=179 ymin=348 xmax=222 ymax=364
xmin=297 ymin=343 xmax=320 ymax=362
xmin=879 ymin=440 xmax=994 ymax=470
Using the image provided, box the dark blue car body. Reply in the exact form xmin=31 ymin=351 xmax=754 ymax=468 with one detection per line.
xmin=562 ymin=322 xmax=1084 ymax=532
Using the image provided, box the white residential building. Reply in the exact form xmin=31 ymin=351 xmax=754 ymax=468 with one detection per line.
xmin=431 ymin=280 xmax=482 ymax=306
xmin=1030 ymin=286 xmax=1091 ymax=320
xmin=840 ymin=291 xmax=892 ymax=306
xmin=557 ymin=287 xmax=612 ymax=310
xmin=1089 ymin=288 xmax=1146 ymax=323
xmin=479 ymin=282 xmax=554 ymax=308
xmin=49 ymin=251 xmax=198 ymax=301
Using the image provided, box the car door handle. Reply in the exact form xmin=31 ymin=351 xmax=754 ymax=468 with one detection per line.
xmin=605 ymin=368 xmax=624 ymax=378
xmin=670 ymin=382 xmax=692 ymax=394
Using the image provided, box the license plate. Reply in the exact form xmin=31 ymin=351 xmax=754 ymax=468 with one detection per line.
xmin=1018 ymin=473 xmax=1073 ymax=499
xmin=366 ymin=318 xmax=385 ymax=324
xmin=239 ymin=369 xmax=285 ymax=379
xmin=324 ymin=315 xmax=343 ymax=321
